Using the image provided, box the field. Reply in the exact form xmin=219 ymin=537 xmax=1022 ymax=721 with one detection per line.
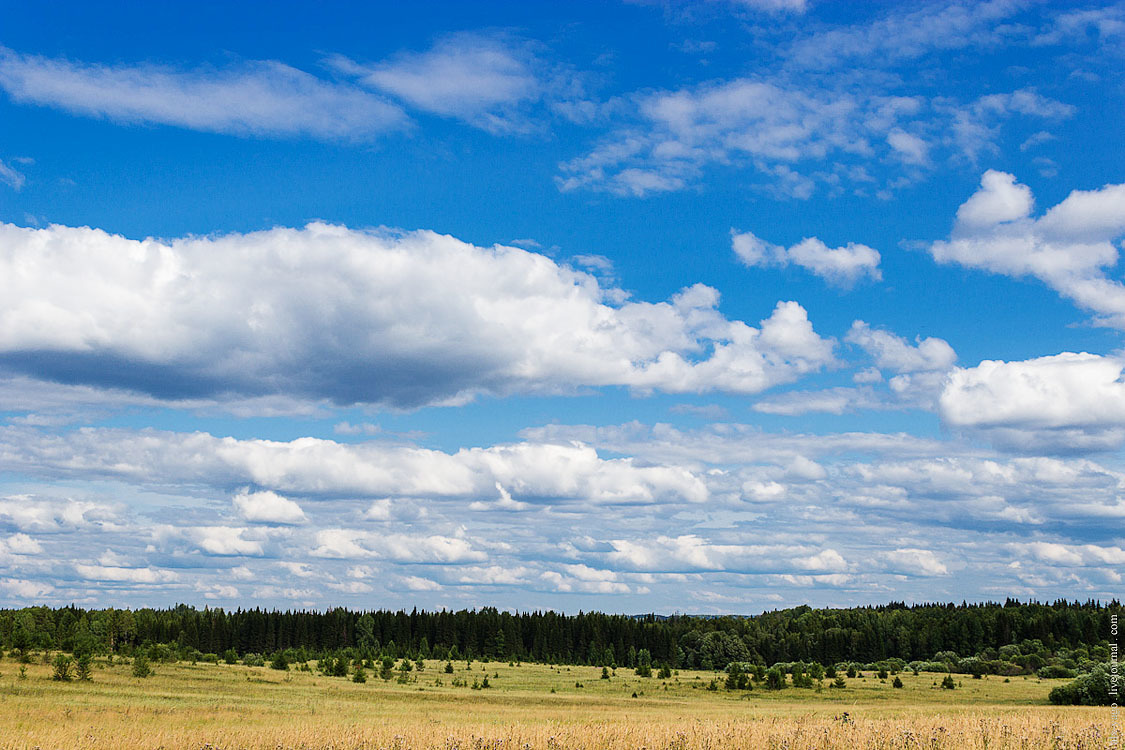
xmin=0 ymin=658 xmax=1113 ymax=749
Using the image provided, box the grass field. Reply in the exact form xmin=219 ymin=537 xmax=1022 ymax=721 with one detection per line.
xmin=0 ymin=657 xmax=1113 ymax=749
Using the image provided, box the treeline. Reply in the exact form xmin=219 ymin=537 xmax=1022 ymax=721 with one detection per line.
xmin=0 ymin=599 xmax=1118 ymax=671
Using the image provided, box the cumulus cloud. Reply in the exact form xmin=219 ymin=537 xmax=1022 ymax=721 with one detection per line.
xmin=0 ymin=427 xmax=708 ymax=505
xmin=540 ymin=565 xmax=630 ymax=594
xmin=458 ymin=565 xmax=532 ymax=585
xmin=883 ymin=548 xmax=948 ymax=576
xmin=607 ymin=534 xmax=848 ymax=574
xmin=1014 ymin=541 xmax=1125 ymax=568
xmin=0 ymin=46 xmax=405 ymax=140
xmin=152 ymin=525 xmax=267 ymax=556
xmin=0 ymin=222 xmax=834 ymax=409
xmin=0 ymin=532 xmax=42 ymax=555
xmin=940 ymin=352 xmax=1125 ymax=451
xmin=5 ymin=415 xmax=1125 ymax=604
xmin=732 ymin=230 xmax=882 ymax=287
xmin=0 ymin=495 xmax=121 ymax=532
xmin=233 ymin=489 xmax=306 ymax=525
xmin=75 ymin=563 xmax=179 ymax=583
xmin=400 ymin=575 xmax=441 ymax=591
xmin=846 ymin=321 xmax=956 ymax=375
xmin=754 ymin=322 xmax=956 ymax=415
xmin=929 ymin=171 xmax=1125 ymax=328
xmin=310 ymin=529 xmax=485 ymax=563
xmin=1 ymin=578 xmax=54 ymax=598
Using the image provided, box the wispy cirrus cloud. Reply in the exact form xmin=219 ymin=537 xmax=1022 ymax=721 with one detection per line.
xmin=0 ymin=46 xmax=407 ymax=140
xmin=0 ymin=158 xmax=26 ymax=190
xmin=783 ymin=0 xmax=1033 ymax=70
xmin=333 ymin=32 xmax=559 ymax=134
xmin=557 ymin=78 xmax=1069 ymax=198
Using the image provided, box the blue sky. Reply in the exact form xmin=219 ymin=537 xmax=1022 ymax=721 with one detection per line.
xmin=1 ymin=0 xmax=1124 ymax=612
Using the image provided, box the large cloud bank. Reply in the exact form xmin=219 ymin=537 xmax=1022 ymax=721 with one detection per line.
xmin=0 ymin=222 xmax=834 ymax=408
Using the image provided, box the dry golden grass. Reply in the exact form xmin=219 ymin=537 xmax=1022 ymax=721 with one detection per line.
xmin=0 ymin=658 xmax=1113 ymax=749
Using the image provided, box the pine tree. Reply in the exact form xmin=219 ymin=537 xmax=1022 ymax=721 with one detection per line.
xmin=51 ymin=654 xmax=73 ymax=681
xmin=132 ymin=655 xmax=152 ymax=678
xmin=75 ymin=653 xmax=93 ymax=681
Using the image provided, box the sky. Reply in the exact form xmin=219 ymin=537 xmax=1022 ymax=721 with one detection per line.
xmin=1 ymin=0 xmax=1124 ymax=614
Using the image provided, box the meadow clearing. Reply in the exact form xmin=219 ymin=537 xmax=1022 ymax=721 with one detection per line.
xmin=0 ymin=657 xmax=1113 ymax=749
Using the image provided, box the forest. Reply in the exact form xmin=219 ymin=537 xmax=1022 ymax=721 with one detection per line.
xmin=1 ymin=599 xmax=1118 ymax=677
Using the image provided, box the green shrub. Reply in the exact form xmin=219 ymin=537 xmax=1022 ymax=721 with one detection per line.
xmin=941 ymin=674 xmax=956 ymax=690
xmin=1038 ymin=664 xmax=1076 ymax=679
xmin=1048 ymin=665 xmax=1113 ymax=706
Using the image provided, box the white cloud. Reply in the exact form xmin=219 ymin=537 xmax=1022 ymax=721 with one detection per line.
xmin=559 ymin=69 xmax=1065 ymax=198
xmin=326 ymin=580 xmax=372 ymax=594
xmin=333 ymin=421 xmax=381 ymax=436
xmin=955 ymin=169 xmax=1034 ymax=228
xmin=310 ymin=529 xmax=485 ymax=563
xmin=342 ymin=33 xmax=543 ymax=133
xmin=3 ymin=533 xmax=42 ymax=555
xmin=846 ymin=321 xmax=956 ymax=373
xmin=940 ymin=352 xmax=1125 ymax=451
xmin=0 ymin=222 xmax=834 ymax=408
xmin=784 ymin=1 xmax=1029 ymax=70
xmin=886 ymin=129 xmax=930 ymax=165
xmin=0 ymin=47 xmax=405 ymax=140
xmin=1015 ymin=541 xmax=1125 ymax=568
xmin=400 ymin=575 xmax=441 ymax=591
xmin=233 ymin=489 xmax=306 ymax=525
xmin=1 ymin=578 xmax=54 ymax=598
xmin=732 ymin=231 xmax=882 ymax=288
xmin=754 ymin=322 xmax=955 ymax=416
xmin=884 ymin=548 xmax=949 ymax=576
xmin=539 ymin=568 xmax=630 ymax=594
xmin=1034 ymin=6 xmax=1125 ymax=46
xmin=152 ymin=525 xmax=266 ymax=556
xmin=196 ymin=583 xmax=239 ymax=600
xmin=0 ymin=427 xmax=709 ymax=505
xmin=75 ymin=563 xmax=179 ymax=583
xmin=929 ymin=171 xmax=1125 ymax=328
xmin=723 ymin=0 xmax=807 ymax=12
xmin=0 ymin=158 xmax=26 ymax=190
xmin=458 ymin=565 xmax=531 ymax=585
xmin=363 ymin=499 xmax=393 ymax=520
xmin=607 ymin=534 xmax=848 ymax=574
xmin=0 ymin=496 xmax=121 ymax=532
xmin=278 ymin=561 xmax=315 ymax=578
